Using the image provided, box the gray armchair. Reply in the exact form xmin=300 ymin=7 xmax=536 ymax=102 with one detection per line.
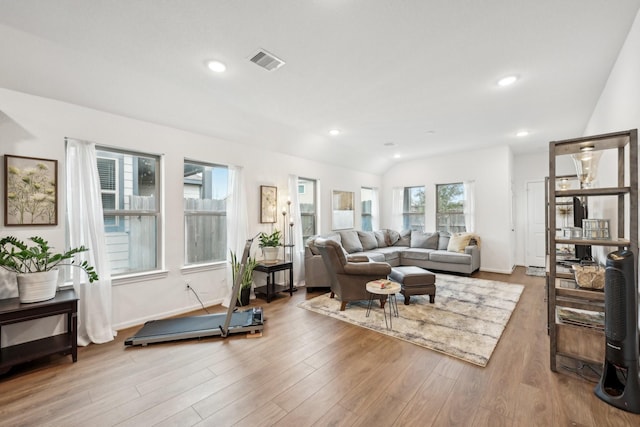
xmin=314 ymin=238 xmax=392 ymax=311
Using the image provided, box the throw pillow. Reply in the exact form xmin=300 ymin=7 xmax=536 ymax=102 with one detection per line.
xmin=447 ymin=232 xmax=474 ymax=253
xmin=374 ymin=230 xmax=388 ymax=247
xmin=357 ymin=231 xmax=378 ymax=251
xmin=438 ymin=232 xmax=451 ymax=250
xmin=386 ymin=229 xmax=401 ymax=246
xmin=394 ymin=229 xmax=411 ymax=246
xmin=410 ymin=231 xmax=439 ymax=249
xmin=339 ymin=230 xmax=364 ymax=253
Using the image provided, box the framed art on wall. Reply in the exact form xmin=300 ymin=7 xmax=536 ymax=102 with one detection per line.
xmin=4 ymin=155 xmax=58 ymax=226
xmin=332 ymin=190 xmax=354 ymax=230
xmin=260 ymin=185 xmax=278 ymax=223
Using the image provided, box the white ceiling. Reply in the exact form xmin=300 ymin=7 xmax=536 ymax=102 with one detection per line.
xmin=1 ymin=0 xmax=639 ymax=174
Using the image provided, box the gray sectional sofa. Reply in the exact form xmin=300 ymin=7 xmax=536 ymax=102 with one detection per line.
xmin=305 ymin=229 xmax=480 ymax=291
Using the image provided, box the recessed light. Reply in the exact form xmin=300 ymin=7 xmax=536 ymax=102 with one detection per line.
xmin=516 ymin=130 xmax=529 ymax=137
xmin=207 ymin=60 xmax=227 ymax=73
xmin=497 ymin=75 xmax=518 ymax=87
xmin=393 ymin=153 xmax=401 ymax=159
xmin=329 ymin=129 xmax=340 ymax=136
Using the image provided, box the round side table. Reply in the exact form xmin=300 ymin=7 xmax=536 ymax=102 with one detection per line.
xmin=366 ymin=280 xmax=401 ymax=329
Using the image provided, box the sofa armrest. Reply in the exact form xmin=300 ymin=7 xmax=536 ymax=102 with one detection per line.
xmin=347 ymin=255 xmax=370 ymax=263
xmin=343 ymin=262 xmax=392 ymax=276
xmin=465 ymin=245 xmax=481 ymax=271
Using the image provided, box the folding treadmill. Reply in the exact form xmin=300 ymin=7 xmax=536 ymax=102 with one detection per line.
xmin=124 ymin=237 xmax=264 ymax=346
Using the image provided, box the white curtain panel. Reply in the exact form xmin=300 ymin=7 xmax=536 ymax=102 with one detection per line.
xmin=463 ymin=180 xmax=476 ymax=233
xmin=288 ymin=174 xmax=305 ymax=285
xmin=371 ymin=187 xmax=380 ymax=231
xmin=65 ymin=138 xmax=115 ymax=345
xmin=391 ymin=187 xmax=404 ymax=231
xmin=224 ymin=165 xmax=248 ymax=306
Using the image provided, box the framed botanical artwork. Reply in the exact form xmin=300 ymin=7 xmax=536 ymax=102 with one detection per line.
xmin=4 ymin=155 xmax=58 ymax=226
xmin=332 ymin=190 xmax=354 ymax=230
xmin=260 ymin=185 xmax=278 ymax=223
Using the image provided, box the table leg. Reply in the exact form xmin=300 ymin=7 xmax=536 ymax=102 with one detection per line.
xmin=71 ymin=311 xmax=78 ymax=362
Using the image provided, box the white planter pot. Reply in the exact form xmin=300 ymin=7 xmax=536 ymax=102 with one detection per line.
xmin=262 ymin=247 xmax=279 ymax=262
xmin=17 ymin=269 xmax=59 ymax=303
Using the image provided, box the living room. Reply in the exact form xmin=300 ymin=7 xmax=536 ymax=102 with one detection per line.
xmin=1 ymin=1 xmax=640 ymax=425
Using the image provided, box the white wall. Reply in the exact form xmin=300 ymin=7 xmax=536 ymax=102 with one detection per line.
xmin=0 ymin=88 xmax=381 ymax=343
xmin=381 ymin=145 xmax=514 ymax=274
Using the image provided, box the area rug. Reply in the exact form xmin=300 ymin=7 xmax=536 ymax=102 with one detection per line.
xmin=298 ymin=274 xmax=524 ymax=367
xmin=526 ymin=266 xmax=546 ymax=277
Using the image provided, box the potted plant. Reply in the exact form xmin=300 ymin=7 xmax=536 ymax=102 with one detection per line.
xmin=0 ymin=236 xmax=98 ymax=303
xmin=258 ymin=229 xmax=282 ymax=262
xmin=230 ymin=249 xmax=258 ymax=306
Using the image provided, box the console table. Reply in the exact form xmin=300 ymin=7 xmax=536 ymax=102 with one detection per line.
xmin=254 ymin=261 xmax=294 ymax=303
xmin=0 ymin=289 xmax=78 ymax=375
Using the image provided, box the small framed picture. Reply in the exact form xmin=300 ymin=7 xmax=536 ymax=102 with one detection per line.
xmin=260 ymin=185 xmax=278 ymax=223
xmin=4 ymin=155 xmax=58 ymax=226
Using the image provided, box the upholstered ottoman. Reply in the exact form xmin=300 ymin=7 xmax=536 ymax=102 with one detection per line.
xmin=389 ymin=266 xmax=436 ymax=305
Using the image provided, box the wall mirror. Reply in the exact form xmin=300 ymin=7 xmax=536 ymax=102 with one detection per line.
xmin=332 ymin=190 xmax=354 ymax=230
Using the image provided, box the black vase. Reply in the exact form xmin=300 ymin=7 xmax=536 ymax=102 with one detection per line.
xmin=237 ymin=287 xmax=251 ymax=306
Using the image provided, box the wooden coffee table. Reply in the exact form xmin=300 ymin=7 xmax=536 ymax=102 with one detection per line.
xmin=366 ymin=280 xmax=401 ymax=329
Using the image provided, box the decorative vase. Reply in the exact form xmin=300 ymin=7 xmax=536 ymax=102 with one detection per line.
xmin=262 ymin=247 xmax=279 ymax=262
xmin=16 ymin=269 xmax=59 ymax=303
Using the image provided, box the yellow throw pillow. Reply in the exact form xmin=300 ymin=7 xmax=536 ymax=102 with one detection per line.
xmin=447 ymin=232 xmax=473 ymax=253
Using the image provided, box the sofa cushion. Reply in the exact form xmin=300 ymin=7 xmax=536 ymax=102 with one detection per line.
xmin=339 ymin=230 xmax=363 ymax=253
xmin=438 ymin=232 xmax=451 ymax=250
xmin=394 ymin=229 xmax=411 ymax=246
xmin=359 ymin=251 xmax=386 ymax=262
xmin=429 ymin=250 xmax=471 ymax=265
xmin=401 ymin=248 xmax=434 ymax=262
xmin=374 ymin=230 xmax=388 ymax=247
xmin=371 ymin=246 xmax=404 ymax=263
xmin=357 ymin=231 xmax=378 ymax=251
xmin=447 ymin=232 xmax=474 ymax=253
xmin=410 ymin=231 xmax=439 ymax=249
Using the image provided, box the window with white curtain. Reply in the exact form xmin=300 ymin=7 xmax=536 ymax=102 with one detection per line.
xmin=298 ymin=177 xmax=317 ymax=241
xmin=403 ymin=186 xmax=425 ymax=230
xmin=183 ymin=161 xmax=228 ymax=265
xmin=361 ymin=187 xmax=373 ymax=231
xmin=436 ymin=182 xmax=466 ymax=233
xmin=96 ymin=147 xmax=160 ymax=275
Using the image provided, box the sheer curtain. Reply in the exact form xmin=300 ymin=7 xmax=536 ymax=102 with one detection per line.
xmin=288 ymin=174 xmax=305 ymax=285
xmin=65 ymin=138 xmax=115 ymax=345
xmin=224 ymin=165 xmax=248 ymax=306
xmin=371 ymin=187 xmax=380 ymax=230
xmin=391 ymin=187 xmax=404 ymax=230
xmin=463 ymin=180 xmax=476 ymax=232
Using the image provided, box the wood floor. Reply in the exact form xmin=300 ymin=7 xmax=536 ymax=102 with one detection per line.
xmin=1 ymin=267 xmax=639 ymax=426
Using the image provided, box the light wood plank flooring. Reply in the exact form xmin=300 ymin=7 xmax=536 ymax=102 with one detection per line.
xmin=1 ymin=267 xmax=639 ymax=426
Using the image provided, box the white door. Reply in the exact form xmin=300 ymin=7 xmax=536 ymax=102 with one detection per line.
xmin=526 ymin=180 xmax=546 ymax=267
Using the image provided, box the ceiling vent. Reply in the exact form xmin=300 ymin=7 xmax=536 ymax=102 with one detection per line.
xmin=249 ymin=49 xmax=285 ymax=71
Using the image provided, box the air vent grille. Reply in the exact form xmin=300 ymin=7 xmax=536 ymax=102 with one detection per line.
xmin=249 ymin=49 xmax=285 ymax=71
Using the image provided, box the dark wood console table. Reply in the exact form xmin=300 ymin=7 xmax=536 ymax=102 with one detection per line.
xmin=254 ymin=261 xmax=294 ymax=303
xmin=0 ymin=289 xmax=78 ymax=375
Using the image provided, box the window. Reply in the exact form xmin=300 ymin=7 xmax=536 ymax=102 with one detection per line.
xmin=298 ymin=177 xmax=317 ymax=241
xmin=436 ymin=182 xmax=466 ymax=233
xmin=403 ymin=186 xmax=425 ymax=231
xmin=183 ymin=161 xmax=228 ymax=265
xmin=96 ymin=148 xmax=160 ymax=275
xmin=361 ymin=187 xmax=373 ymax=231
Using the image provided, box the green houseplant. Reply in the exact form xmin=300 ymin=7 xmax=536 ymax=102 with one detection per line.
xmin=230 ymin=249 xmax=258 ymax=306
xmin=258 ymin=229 xmax=282 ymax=262
xmin=0 ymin=236 xmax=99 ymax=303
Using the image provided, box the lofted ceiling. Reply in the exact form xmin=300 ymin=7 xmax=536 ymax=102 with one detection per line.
xmin=0 ymin=0 xmax=639 ymax=174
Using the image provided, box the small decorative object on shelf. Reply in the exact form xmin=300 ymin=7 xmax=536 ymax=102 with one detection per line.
xmin=258 ymin=230 xmax=281 ymax=263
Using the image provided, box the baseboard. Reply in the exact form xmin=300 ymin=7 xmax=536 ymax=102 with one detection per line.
xmin=113 ymin=298 xmax=224 ymax=331
xmin=479 ymin=266 xmax=516 ymax=275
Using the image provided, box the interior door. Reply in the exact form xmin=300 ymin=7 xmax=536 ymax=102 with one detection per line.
xmin=526 ymin=180 xmax=546 ymax=267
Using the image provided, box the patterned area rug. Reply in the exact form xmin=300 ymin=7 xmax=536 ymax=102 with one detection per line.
xmin=298 ymin=274 xmax=524 ymax=367
xmin=526 ymin=266 xmax=546 ymax=277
